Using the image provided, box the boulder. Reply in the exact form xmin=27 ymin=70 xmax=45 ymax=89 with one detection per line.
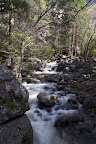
xmin=57 ymin=85 xmax=65 ymax=91
xmin=44 ymin=74 xmax=58 ymax=82
xmin=0 ymin=114 xmax=33 ymax=144
xmin=23 ymin=78 xmax=32 ymax=84
xmin=21 ymin=70 xmax=30 ymax=78
xmin=0 ymin=63 xmax=29 ymax=124
xmin=66 ymin=99 xmax=78 ymax=109
xmin=0 ymin=63 xmax=33 ymax=144
xmin=57 ymin=62 xmax=65 ymax=72
xmin=37 ymin=93 xmax=57 ymax=107
xmin=83 ymin=97 xmax=96 ymax=109
xmin=73 ymin=59 xmax=86 ymax=69
xmin=80 ymin=120 xmax=95 ymax=132
xmin=55 ymin=113 xmax=84 ymax=127
xmin=57 ymin=79 xmax=65 ymax=85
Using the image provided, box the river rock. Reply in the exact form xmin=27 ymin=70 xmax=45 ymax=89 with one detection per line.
xmin=73 ymin=58 xmax=86 ymax=69
xmin=37 ymin=93 xmax=56 ymax=107
xmin=44 ymin=74 xmax=58 ymax=82
xmin=55 ymin=113 xmax=84 ymax=127
xmin=0 ymin=63 xmax=29 ymax=124
xmin=57 ymin=62 xmax=65 ymax=72
xmin=80 ymin=120 xmax=95 ymax=132
xmin=21 ymin=69 xmax=30 ymax=78
xmin=23 ymin=77 xmax=32 ymax=84
xmin=83 ymin=97 xmax=96 ymax=109
xmin=0 ymin=114 xmax=32 ymax=144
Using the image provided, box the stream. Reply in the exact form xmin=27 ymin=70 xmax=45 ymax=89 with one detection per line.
xmin=23 ymin=62 xmax=82 ymax=144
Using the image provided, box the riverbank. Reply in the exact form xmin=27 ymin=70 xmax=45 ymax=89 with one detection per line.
xmin=23 ymin=57 xmax=96 ymax=144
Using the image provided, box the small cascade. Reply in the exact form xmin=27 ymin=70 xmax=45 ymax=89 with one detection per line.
xmin=43 ymin=61 xmax=58 ymax=73
xmin=35 ymin=61 xmax=58 ymax=75
xmin=23 ymin=62 xmax=82 ymax=144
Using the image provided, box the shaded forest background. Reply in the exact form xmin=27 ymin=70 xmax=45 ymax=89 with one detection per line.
xmin=0 ymin=0 xmax=96 ymax=77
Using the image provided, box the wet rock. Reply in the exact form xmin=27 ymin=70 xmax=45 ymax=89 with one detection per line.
xmin=0 ymin=63 xmax=29 ymax=124
xmin=23 ymin=78 xmax=32 ymax=84
xmin=73 ymin=58 xmax=86 ymax=69
xmin=57 ymin=85 xmax=65 ymax=91
xmin=84 ymin=65 xmax=93 ymax=74
xmin=91 ymin=73 xmax=96 ymax=79
xmin=80 ymin=120 xmax=95 ymax=132
xmin=21 ymin=70 xmax=30 ymax=78
xmin=57 ymin=79 xmax=65 ymax=85
xmin=83 ymin=97 xmax=96 ymax=109
xmin=55 ymin=113 xmax=84 ymax=127
xmin=57 ymin=62 xmax=65 ymax=72
xmin=44 ymin=74 xmax=58 ymax=82
xmin=67 ymin=99 xmax=78 ymax=109
xmin=71 ymin=81 xmax=80 ymax=88
xmin=70 ymin=64 xmax=76 ymax=72
xmin=37 ymin=93 xmax=56 ymax=107
xmin=0 ymin=115 xmax=33 ymax=144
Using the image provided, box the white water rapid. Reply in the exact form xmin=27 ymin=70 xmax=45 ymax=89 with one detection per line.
xmin=23 ymin=62 xmax=79 ymax=144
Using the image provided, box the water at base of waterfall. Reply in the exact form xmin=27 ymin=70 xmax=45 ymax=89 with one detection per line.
xmin=23 ymin=62 xmax=80 ymax=144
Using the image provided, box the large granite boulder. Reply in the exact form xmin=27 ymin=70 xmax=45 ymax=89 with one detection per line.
xmin=44 ymin=74 xmax=58 ymax=82
xmin=0 ymin=63 xmax=29 ymax=124
xmin=83 ymin=96 xmax=96 ymax=109
xmin=0 ymin=114 xmax=33 ymax=144
xmin=55 ymin=113 xmax=84 ymax=127
xmin=37 ymin=93 xmax=57 ymax=107
xmin=0 ymin=63 xmax=33 ymax=144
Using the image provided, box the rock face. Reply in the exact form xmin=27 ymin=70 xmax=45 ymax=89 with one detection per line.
xmin=37 ymin=93 xmax=56 ymax=107
xmin=55 ymin=113 xmax=84 ymax=127
xmin=83 ymin=97 xmax=96 ymax=109
xmin=45 ymin=74 xmax=58 ymax=82
xmin=0 ymin=115 xmax=33 ymax=144
xmin=0 ymin=63 xmax=29 ymax=124
xmin=0 ymin=63 xmax=33 ymax=144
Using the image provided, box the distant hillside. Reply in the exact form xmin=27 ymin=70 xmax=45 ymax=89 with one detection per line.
xmin=87 ymin=4 xmax=96 ymax=33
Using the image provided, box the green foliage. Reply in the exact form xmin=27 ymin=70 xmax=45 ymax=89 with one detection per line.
xmin=41 ymin=0 xmax=46 ymax=10
xmin=1 ymin=0 xmax=95 ymax=67
xmin=33 ymin=16 xmax=38 ymax=22
xmin=41 ymin=19 xmax=48 ymax=25
xmin=35 ymin=0 xmax=46 ymax=10
xmin=12 ymin=31 xmax=33 ymax=54
xmin=35 ymin=45 xmax=55 ymax=60
xmin=85 ymin=65 xmax=93 ymax=74
xmin=3 ymin=0 xmax=30 ymax=17
xmin=88 ymin=45 xmax=96 ymax=57
xmin=0 ymin=24 xmax=9 ymax=50
xmin=27 ymin=64 xmax=35 ymax=70
xmin=58 ymin=0 xmax=74 ymax=9
xmin=0 ymin=57 xmax=6 ymax=63
xmin=14 ymin=57 xmax=21 ymax=70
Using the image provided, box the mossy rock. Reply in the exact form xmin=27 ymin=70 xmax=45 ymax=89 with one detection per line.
xmin=27 ymin=64 xmax=35 ymax=70
xmin=15 ymin=91 xmax=24 ymax=101
xmin=84 ymin=66 xmax=93 ymax=74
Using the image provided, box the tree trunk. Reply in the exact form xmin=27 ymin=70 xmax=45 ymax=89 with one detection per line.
xmin=74 ymin=24 xmax=77 ymax=57
xmin=9 ymin=1 xmax=14 ymax=37
xmin=9 ymin=2 xmax=14 ymax=68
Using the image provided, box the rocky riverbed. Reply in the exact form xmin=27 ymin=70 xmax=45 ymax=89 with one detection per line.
xmin=0 ymin=56 xmax=96 ymax=144
xmin=22 ymin=57 xmax=96 ymax=144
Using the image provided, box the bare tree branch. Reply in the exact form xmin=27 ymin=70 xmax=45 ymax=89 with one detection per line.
xmin=34 ymin=0 xmax=58 ymax=27
xmin=64 ymin=0 xmax=93 ymax=25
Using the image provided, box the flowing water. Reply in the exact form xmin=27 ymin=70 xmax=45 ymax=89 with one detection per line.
xmin=23 ymin=62 xmax=80 ymax=144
